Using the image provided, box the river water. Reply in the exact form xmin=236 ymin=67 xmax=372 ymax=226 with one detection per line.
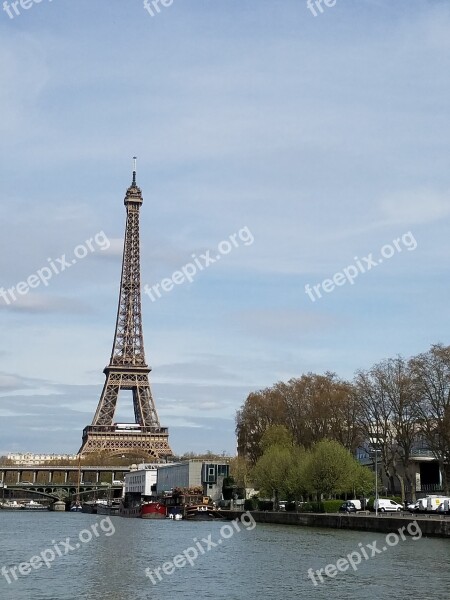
xmin=0 ymin=511 xmax=449 ymax=599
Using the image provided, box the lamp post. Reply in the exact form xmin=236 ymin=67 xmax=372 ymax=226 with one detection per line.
xmin=375 ymin=447 xmax=378 ymax=516
xmin=76 ymin=453 xmax=82 ymax=506
xmin=369 ymin=436 xmax=381 ymax=517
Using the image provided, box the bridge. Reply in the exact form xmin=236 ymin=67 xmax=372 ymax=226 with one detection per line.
xmin=0 ymin=464 xmax=130 ymax=485
xmin=2 ymin=482 xmax=124 ymax=502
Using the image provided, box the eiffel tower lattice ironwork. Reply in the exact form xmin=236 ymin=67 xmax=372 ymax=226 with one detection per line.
xmin=79 ymin=160 xmax=172 ymax=460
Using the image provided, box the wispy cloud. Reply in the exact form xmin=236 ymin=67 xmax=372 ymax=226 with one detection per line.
xmin=379 ymin=189 xmax=450 ymax=226
xmin=0 ymin=0 xmax=449 ymax=454
xmin=0 ymin=294 xmax=90 ymax=314
xmin=0 ymin=409 xmax=36 ymax=418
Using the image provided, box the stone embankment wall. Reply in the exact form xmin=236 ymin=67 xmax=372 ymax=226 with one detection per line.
xmin=223 ymin=510 xmax=450 ymax=538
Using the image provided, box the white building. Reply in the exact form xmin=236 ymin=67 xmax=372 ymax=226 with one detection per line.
xmin=6 ymin=453 xmax=77 ymax=466
xmin=156 ymin=460 xmax=229 ymax=502
xmin=124 ymin=464 xmax=163 ymax=497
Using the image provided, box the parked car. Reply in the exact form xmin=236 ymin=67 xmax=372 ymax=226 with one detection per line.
xmin=374 ymin=498 xmax=403 ymax=512
xmin=346 ymin=499 xmax=367 ymax=510
xmin=339 ymin=501 xmax=357 ymax=513
xmin=407 ymin=501 xmax=419 ymax=513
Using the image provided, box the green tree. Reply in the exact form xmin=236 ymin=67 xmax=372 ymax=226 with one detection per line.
xmin=350 ymin=462 xmax=375 ymax=497
xmin=305 ymin=439 xmax=356 ymax=497
xmin=229 ymin=456 xmax=251 ymax=491
xmin=260 ymin=425 xmax=293 ymax=452
xmin=285 ymin=446 xmax=311 ymax=505
xmin=252 ymin=445 xmax=292 ymax=507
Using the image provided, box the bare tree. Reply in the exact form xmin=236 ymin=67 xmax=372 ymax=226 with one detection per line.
xmin=236 ymin=387 xmax=287 ymax=463
xmin=236 ymin=373 xmax=361 ymax=463
xmin=354 ymin=366 xmax=396 ymax=495
xmin=355 ymin=355 xmax=439 ymax=502
xmin=410 ymin=344 xmax=450 ymax=495
xmin=376 ymin=357 xmax=418 ymax=501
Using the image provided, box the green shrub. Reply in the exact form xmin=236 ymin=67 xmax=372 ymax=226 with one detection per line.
xmin=244 ymin=498 xmax=258 ymax=511
xmin=257 ymin=500 xmax=274 ymax=511
xmin=390 ymin=496 xmax=402 ymax=505
xmin=297 ymin=502 xmax=324 ymax=513
xmin=322 ymin=500 xmax=343 ymax=513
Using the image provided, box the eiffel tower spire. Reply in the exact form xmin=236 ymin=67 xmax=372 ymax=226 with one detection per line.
xmin=79 ymin=161 xmax=172 ymax=459
xmin=109 ymin=158 xmax=147 ymax=371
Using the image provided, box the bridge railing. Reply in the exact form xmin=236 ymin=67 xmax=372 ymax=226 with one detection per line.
xmin=0 ymin=465 xmax=131 ymax=471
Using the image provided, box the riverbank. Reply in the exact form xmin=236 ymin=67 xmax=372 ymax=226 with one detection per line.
xmin=223 ymin=510 xmax=450 ymax=538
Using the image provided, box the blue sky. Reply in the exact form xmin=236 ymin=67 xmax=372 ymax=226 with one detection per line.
xmin=0 ymin=0 xmax=449 ymax=456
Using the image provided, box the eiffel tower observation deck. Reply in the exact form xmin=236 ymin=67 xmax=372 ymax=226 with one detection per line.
xmin=79 ymin=160 xmax=173 ymax=460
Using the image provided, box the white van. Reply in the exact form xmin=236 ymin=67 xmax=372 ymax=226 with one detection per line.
xmin=346 ymin=499 xmax=367 ymax=510
xmin=417 ymin=497 xmax=429 ymax=511
xmin=436 ymin=499 xmax=450 ymax=514
xmin=374 ymin=498 xmax=403 ymax=512
xmin=416 ymin=495 xmax=439 ymax=511
xmin=427 ymin=496 xmax=450 ymax=512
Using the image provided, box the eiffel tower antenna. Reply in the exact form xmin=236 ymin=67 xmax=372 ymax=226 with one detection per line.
xmin=79 ymin=161 xmax=172 ymax=460
xmin=132 ymin=156 xmax=137 ymax=185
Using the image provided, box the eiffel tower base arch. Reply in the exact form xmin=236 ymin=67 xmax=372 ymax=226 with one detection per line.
xmin=79 ymin=426 xmax=172 ymax=461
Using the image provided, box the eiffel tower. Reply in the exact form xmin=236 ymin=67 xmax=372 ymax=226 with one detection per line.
xmin=79 ymin=160 xmax=172 ymax=460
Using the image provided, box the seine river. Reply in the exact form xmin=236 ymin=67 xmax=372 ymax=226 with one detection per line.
xmin=0 ymin=512 xmax=449 ymax=599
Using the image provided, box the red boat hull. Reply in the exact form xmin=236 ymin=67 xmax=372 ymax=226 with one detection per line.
xmin=141 ymin=502 xmax=166 ymax=519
